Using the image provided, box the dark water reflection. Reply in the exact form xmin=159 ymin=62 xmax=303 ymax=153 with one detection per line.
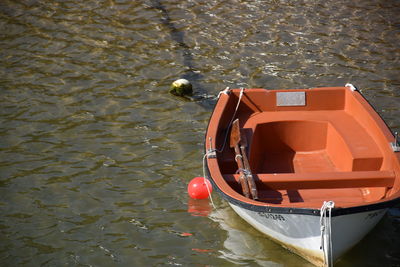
xmin=0 ymin=0 xmax=399 ymax=266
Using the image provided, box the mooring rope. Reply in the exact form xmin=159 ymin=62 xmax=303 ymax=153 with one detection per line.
xmin=214 ymin=87 xmax=244 ymax=154
xmin=202 ymin=87 xmax=245 ymax=212
xmin=202 ymin=152 xmax=218 ymax=211
xmin=320 ymin=200 xmax=335 ymax=266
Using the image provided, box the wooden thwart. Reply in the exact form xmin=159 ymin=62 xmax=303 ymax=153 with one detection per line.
xmin=223 ymin=170 xmax=395 ymax=190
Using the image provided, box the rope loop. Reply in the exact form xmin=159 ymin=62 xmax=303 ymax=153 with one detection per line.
xmin=235 ymin=168 xmax=246 ymax=174
xmin=236 ymin=168 xmax=250 ymax=176
xmin=217 ymin=87 xmax=230 ymax=98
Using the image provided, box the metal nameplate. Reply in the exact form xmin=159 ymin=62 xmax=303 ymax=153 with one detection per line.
xmin=276 ymin=92 xmax=306 ymax=106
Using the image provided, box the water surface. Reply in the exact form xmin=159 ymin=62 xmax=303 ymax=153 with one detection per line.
xmin=1 ymin=0 xmax=399 ymax=266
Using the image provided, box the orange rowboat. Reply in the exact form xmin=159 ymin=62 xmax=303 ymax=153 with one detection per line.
xmin=204 ymin=85 xmax=400 ymax=266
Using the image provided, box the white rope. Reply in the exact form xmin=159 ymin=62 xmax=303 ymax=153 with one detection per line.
xmin=217 ymin=87 xmax=230 ymax=98
xmin=214 ymin=87 xmax=245 ymax=154
xmin=201 ymin=87 xmax=245 ymax=214
xmin=320 ymin=201 xmax=335 ymax=267
xmin=345 ymin=83 xmax=357 ymax=91
xmin=202 ymin=151 xmax=218 ymax=212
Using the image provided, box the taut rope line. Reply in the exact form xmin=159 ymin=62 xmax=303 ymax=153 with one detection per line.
xmin=203 ymin=87 xmax=245 ymax=211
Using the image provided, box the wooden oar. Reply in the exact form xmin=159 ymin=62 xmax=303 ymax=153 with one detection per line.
xmin=240 ymin=129 xmax=258 ymax=200
xmin=230 ymin=119 xmax=250 ymax=198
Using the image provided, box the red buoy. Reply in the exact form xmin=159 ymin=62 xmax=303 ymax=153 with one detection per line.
xmin=188 ymin=177 xmax=212 ymax=199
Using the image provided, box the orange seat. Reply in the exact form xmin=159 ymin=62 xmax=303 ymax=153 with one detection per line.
xmin=223 ymin=170 xmax=395 ymax=190
xmin=244 ymin=110 xmax=383 ymax=172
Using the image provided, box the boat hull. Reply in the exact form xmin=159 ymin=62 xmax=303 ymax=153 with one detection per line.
xmin=204 ymin=86 xmax=400 ymax=266
xmin=229 ymin=203 xmax=387 ymax=266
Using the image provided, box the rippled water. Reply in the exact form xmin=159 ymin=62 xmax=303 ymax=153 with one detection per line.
xmin=0 ymin=0 xmax=399 ymax=266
